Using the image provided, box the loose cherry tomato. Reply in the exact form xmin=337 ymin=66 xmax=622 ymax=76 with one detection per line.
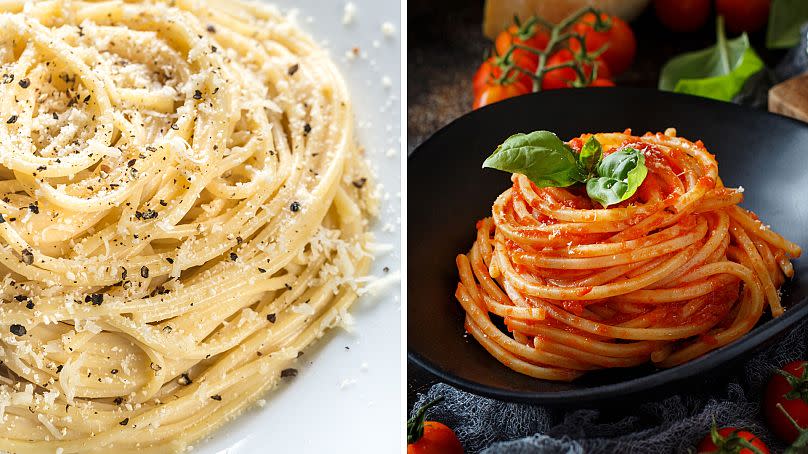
xmin=472 ymin=56 xmax=532 ymax=94
xmin=764 ymin=360 xmax=808 ymax=443
xmin=697 ymin=426 xmax=769 ymax=454
xmin=590 ymin=78 xmax=615 ymax=87
xmin=494 ymin=23 xmax=549 ymax=76
xmin=407 ymin=398 xmax=464 ymax=454
xmin=473 ymin=79 xmax=531 ymax=109
xmin=541 ymin=49 xmax=611 ymax=90
xmin=715 ymin=0 xmax=770 ymax=34
xmin=569 ymin=12 xmax=636 ymax=76
xmin=653 ymin=0 xmax=711 ymax=32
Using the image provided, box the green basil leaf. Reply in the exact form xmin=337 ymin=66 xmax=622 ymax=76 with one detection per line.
xmin=482 ymin=130 xmax=583 ymax=187
xmin=578 ymin=135 xmax=602 ymax=180
xmin=767 ymin=0 xmax=808 ymax=49
xmin=586 ymin=147 xmax=647 ymax=207
xmin=659 ymin=17 xmax=764 ymax=102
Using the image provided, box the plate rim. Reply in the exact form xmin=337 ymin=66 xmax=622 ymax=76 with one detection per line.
xmin=407 ymin=87 xmax=808 ymax=404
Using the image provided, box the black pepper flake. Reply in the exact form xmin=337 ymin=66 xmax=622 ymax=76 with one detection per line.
xmin=229 ymin=252 xmax=238 ymax=261
xmin=140 ymin=266 xmax=149 ymax=278
xmin=85 ymin=293 xmax=103 ymax=305
xmin=6 ymin=115 xmax=17 ymax=124
xmin=28 ymin=202 xmax=38 ymax=214
xmin=303 ymin=123 xmax=311 ymax=135
xmin=56 ymin=365 xmax=63 ymax=373
xmin=206 ymin=24 xmax=216 ymax=33
xmin=1 ymin=74 xmax=13 ymax=84
xmin=83 ymin=94 xmax=91 ymax=103
xmin=193 ymin=90 xmax=202 ymax=100
xmin=141 ymin=209 xmax=158 ymax=220
xmin=18 ymin=78 xmax=29 ymax=88
xmin=236 ymin=236 xmax=243 ymax=244
xmin=287 ymin=64 xmax=299 ymax=76
xmin=178 ymin=373 xmax=192 ymax=385
xmin=21 ymin=248 xmax=33 ymax=265
xmin=383 ymin=266 xmax=390 ymax=273
xmin=280 ymin=368 xmax=298 ymax=378
xmin=127 ymin=159 xmax=136 ymax=167
xmin=26 ymin=301 xmax=34 ymax=309
xmin=267 ymin=313 xmax=276 ymax=323
xmin=119 ymin=418 xmax=129 ymax=426
xmin=290 ymin=201 xmax=300 ymax=212
xmin=159 ymin=199 xmax=167 ymax=206
xmin=13 ymin=295 xmax=27 ymax=302
xmin=9 ymin=324 xmax=26 ymax=336
xmin=0 ymin=214 xmax=5 ymax=223
xmin=210 ymin=394 xmax=222 ymax=401
xmin=352 ymin=178 xmax=367 ymax=189
xmin=110 ymin=369 xmax=118 ymax=374
xmin=52 ymin=112 xmax=59 ymax=120
xmin=257 ymin=267 xmax=266 ymax=273
xmin=166 ymin=257 xmax=174 ymax=264
xmin=113 ymin=397 xmax=123 ymax=405
xmin=121 ymin=268 xmax=127 ymax=280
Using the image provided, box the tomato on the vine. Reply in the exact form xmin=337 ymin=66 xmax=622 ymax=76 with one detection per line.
xmin=407 ymin=398 xmax=464 ymax=454
xmin=473 ymin=79 xmax=531 ymax=109
xmin=472 ymin=56 xmax=532 ymax=94
xmin=590 ymin=78 xmax=615 ymax=87
xmin=653 ymin=0 xmax=711 ymax=32
xmin=541 ymin=49 xmax=611 ymax=90
xmin=568 ymin=12 xmax=636 ymax=76
xmin=764 ymin=360 xmax=808 ymax=443
xmin=697 ymin=426 xmax=769 ymax=454
xmin=494 ymin=22 xmax=549 ymax=75
xmin=715 ymin=0 xmax=770 ymax=34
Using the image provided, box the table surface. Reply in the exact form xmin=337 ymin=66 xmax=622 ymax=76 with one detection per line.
xmin=406 ymin=0 xmax=784 ymax=411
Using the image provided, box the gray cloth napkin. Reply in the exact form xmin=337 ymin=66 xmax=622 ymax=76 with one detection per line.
xmin=410 ymin=319 xmax=808 ymax=453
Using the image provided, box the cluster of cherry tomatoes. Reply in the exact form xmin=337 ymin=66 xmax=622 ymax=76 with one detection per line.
xmin=472 ymin=11 xmax=636 ymax=109
xmin=654 ymin=0 xmax=771 ymax=34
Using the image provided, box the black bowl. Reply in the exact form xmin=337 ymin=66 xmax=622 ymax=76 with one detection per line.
xmin=407 ymin=87 xmax=808 ymax=406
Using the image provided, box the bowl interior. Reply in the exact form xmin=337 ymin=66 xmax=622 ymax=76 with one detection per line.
xmin=407 ymin=88 xmax=808 ymax=404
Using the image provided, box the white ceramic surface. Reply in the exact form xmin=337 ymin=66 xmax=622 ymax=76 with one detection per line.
xmin=195 ymin=1 xmax=402 ymax=453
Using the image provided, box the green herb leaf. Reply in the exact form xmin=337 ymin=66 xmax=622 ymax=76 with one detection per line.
xmin=482 ymin=130 xmax=582 ymax=187
xmin=767 ymin=0 xmax=808 ymax=49
xmin=659 ymin=17 xmax=764 ymax=102
xmin=578 ymin=135 xmax=602 ymax=180
xmin=585 ymin=147 xmax=647 ymax=207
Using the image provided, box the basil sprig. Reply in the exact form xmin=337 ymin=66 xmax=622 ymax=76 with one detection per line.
xmin=482 ymin=130 xmax=647 ymax=207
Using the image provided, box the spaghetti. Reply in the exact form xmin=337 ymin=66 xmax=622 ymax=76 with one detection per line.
xmin=456 ymin=129 xmax=801 ymax=381
xmin=0 ymin=0 xmax=375 ymax=452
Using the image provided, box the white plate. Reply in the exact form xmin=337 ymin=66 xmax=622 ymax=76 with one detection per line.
xmin=195 ymin=1 xmax=402 ymax=453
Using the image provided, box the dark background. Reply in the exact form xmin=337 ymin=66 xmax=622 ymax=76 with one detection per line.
xmin=407 ymin=0 xmax=786 ymax=410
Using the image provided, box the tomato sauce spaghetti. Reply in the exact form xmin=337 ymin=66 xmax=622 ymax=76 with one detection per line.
xmin=455 ymin=129 xmax=801 ymax=381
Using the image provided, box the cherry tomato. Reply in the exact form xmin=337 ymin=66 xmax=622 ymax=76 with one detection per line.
xmin=494 ymin=23 xmax=549 ymax=76
xmin=590 ymin=78 xmax=615 ymax=87
xmin=715 ymin=0 xmax=770 ymax=34
xmin=697 ymin=427 xmax=769 ymax=454
xmin=473 ymin=79 xmax=531 ymax=109
xmin=541 ymin=50 xmax=611 ymax=90
xmin=653 ymin=0 xmax=711 ymax=32
xmin=407 ymin=398 xmax=464 ymax=454
xmin=472 ymin=57 xmax=532 ymax=94
xmin=764 ymin=360 xmax=808 ymax=443
xmin=569 ymin=12 xmax=636 ymax=76
xmin=407 ymin=421 xmax=464 ymax=454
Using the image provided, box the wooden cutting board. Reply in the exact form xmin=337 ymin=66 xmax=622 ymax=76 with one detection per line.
xmin=769 ymin=74 xmax=808 ymax=122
